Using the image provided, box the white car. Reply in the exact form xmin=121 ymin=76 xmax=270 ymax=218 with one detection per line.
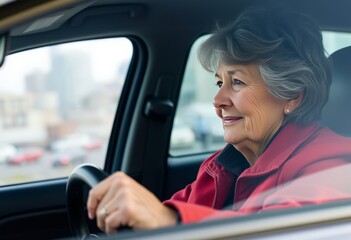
xmin=0 ymin=143 xmax=17 ymax=164
xmin=170 ymin=118 xmax=196 ymax=149
xmin=50 ymin=133 xmax=101 ymax=152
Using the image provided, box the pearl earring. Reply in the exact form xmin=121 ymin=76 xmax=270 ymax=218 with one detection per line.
xmin=286 ymin=109 xmax=290 ymax=114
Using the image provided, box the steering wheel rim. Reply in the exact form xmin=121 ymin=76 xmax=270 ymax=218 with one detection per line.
xmin=66 ymin=164 xmax=108 ymax=239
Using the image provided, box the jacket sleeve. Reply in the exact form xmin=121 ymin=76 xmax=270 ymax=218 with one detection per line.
xmin=166 ymin=151 xmax=220 ymax=202
xmin=164 ymin=158 xmax=351 ymax=224
xmin=163 ymin=151 xmax=228 ymax=223
xmin=163 ymin=200 xmax=241 ymax=223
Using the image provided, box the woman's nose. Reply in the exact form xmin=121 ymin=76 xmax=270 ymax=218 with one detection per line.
xmin=213 ymin=85 xmax=232 ymax=109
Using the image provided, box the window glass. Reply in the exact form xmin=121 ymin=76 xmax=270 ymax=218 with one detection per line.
xmin=0 ymin=38 xmax=133 ymax=185
xmin=170 ymin=36 xmax=225 ymax=157
xmin=0 ymin=0 xmax=15 ymax=7
xmin=171 ymin=31 xmax=351 ymax=156
xmin=323 ymin=31 xmax=351 ymax=56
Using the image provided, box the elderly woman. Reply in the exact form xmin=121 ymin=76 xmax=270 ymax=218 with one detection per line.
xmin=87 ymin=8 xmax=351 ymax=233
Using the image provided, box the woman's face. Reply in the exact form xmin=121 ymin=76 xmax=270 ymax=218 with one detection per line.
xmin=213 ymin=63 xmax=287 ymax=161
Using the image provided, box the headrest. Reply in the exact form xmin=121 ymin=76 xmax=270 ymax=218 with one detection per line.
xmin=321 ymin=46 xmax=351 ymax=136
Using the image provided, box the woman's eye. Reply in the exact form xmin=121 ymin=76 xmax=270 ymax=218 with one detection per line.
xmin=232 ymin=79 xmax=246 ymax=91
xmin=215 ymin=81 xmax=223 ymax=88
xmin=233 ymin=79 xmax=244 ymax=85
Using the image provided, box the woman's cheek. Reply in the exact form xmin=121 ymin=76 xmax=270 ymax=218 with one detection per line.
xmin=238 ymin=91 xmax=265 ymax=136
xmin=235 ymin=91 xmax=256 ymax=115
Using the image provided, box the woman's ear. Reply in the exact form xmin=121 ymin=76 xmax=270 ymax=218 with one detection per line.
xmin=284 ymin=92 xmax=303 ymax=114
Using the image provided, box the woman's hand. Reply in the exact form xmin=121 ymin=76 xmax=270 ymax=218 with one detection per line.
xmin=87 ymin=171 xmax=178 ymax=234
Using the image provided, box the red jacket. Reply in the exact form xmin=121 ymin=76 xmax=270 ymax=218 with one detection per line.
xmin=164 ymin=122 xmax=351 ymax=223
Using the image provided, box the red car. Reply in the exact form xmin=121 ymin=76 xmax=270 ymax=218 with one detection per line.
xmin=7 ymin=147 xmax=44 ymax=165
xmin=82 ymin=140 xmax=103 ymax=151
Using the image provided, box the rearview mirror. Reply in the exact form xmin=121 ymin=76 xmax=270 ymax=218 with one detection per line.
xmin=0 ymin=35 xmax=7 ymax=67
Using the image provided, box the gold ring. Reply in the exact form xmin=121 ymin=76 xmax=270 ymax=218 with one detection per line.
xmin=100 ymin=207 xmax=109 ymax=217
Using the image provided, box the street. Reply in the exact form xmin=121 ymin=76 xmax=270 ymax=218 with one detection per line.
xmin=0 ymin=139 xmax=226 ymax=186
xmin=0 ymin=147 xmax=105 ymax=186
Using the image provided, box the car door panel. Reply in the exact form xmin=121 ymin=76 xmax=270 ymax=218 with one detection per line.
xmin=0 ymin=180 xmax=70 ymax=239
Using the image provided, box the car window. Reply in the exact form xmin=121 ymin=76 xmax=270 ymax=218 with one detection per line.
xmin=169 ymin=36 xmax=226 ymax=157
xmin=0 ymin=0 xmax=14 ymax=7
xmin=323 ymin=31 xmax=351 ymax=56
xmin=0 ymin=38 xmax=133 ymax=186
xmin=170 ymin=31 xmax=351 ymax=157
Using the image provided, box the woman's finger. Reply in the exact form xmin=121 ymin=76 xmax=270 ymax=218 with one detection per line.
xmin=96 ymin=205 xmax=108 ymax=231
xmin=104 ymin=210 xmax=123 ymax=234
xmin=87 ymin=171 xmax=123 ymax=219
xmin=95 ymin=191 xmax=122 ymax=232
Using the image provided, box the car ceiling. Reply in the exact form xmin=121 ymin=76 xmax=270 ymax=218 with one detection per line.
xmin=4 ymin=0 xmax=351 ymax=54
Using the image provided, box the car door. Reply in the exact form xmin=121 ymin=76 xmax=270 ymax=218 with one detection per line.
xmin=0 ymin=1 xmax=195 ymax=238
xmin=0 ymin=37 xmax=139 ymax=240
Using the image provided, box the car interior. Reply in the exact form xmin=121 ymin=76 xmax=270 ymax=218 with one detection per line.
xmin=321 ymin=46 xmax=351 ymax=136
xmin=1 ymin=0 xmax=351 ymax=239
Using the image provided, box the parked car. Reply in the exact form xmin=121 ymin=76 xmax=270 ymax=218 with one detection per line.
xmin=50 ymin=134 xmax=102 ymax=152
xmin=170 ymin=118 xmax=196 ymax=149
xmin=6 ymin=147 xmax=44 ymax=165
xmin=1 ymin=0 xmax=351 ymax=240
xmin=51 ymin=149 xmax=87 ymax=167
xmin=0 ymin=143 xmax=16 ymax=164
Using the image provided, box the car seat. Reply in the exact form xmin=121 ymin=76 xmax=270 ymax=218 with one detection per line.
xmin=321 ymin=46 xmax=351 ymax=136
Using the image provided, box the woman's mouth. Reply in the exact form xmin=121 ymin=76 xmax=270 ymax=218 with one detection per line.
xmin=222 ymin=116 xmax=243 ymax=126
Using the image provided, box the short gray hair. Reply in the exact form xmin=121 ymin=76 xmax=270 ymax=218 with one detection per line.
xmin=198 ymin=8 xmax=331 ymax=125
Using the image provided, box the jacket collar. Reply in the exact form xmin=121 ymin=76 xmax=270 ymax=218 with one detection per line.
xmin=216 ymin=144 xmax=249 ymax=176
xmin=244 ymin=122 xmax=320 ymax=175
xmin=216 ymin=122 xmax=320 ymax=176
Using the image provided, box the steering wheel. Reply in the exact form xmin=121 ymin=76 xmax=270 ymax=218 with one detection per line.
xmin=66 ymin=164 xmax=108 ymax=239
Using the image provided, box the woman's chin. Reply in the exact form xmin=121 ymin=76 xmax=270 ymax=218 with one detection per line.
xmin=223 ymin=134 xmax=243 ymax=145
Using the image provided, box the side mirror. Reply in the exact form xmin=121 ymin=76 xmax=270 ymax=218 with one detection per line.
xmin=0 ymin=35 xmax=7 ymax=67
